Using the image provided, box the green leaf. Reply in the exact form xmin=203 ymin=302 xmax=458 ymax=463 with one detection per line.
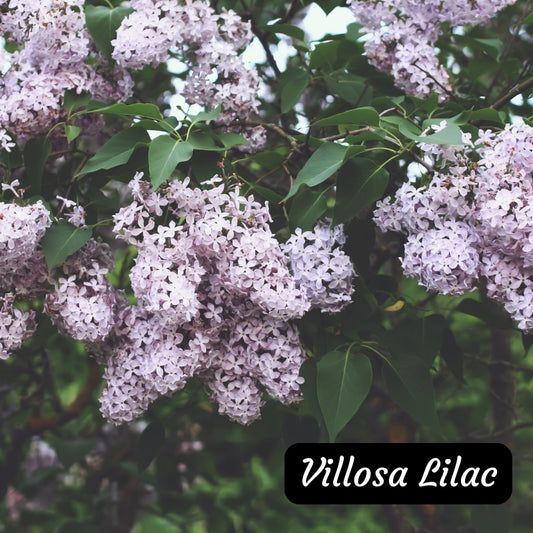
xmin=24 ymin=136 xmax=52 ymax=194
xmin=284 ymin=142 xmax=347 ymax=200
xmin=87 ymin=102 xmax=163 ymax=121
xmin=41 ymin=220 xmax=93 ymax=271
xmin=187 ymin=132 xmax=225 ymax=151
xmin=84 ymin=5 xmax=134 ymax=63
xmin=312 ymin=107 xmax=380 ymax=127
xmin=383 ymin=355 xmax=440 ymax=433
xmin=188 ymin=105 xmax=222 ymax=125
xmin=456 ymin=298 xmax=513 ymax=328
xmin=65 ymin=125 xmax=81 ymax=143
xmin=148 ymin=136 xmax=193 ymax=188
xmin=137 ymin=421 xmax=165 ymax=472
xmin=333 ymin=158 xmax=389 ymax=224
xmin=264 ymin=23 xmax=305 ymax=41
xmin=309 ymin=40 xmax=340 ymax=70
xmin=217 ymin=131 xmax=248 ymax=148
xmin=279 ymin=67 xmax=311 ymax=113
xmin=289 ymin=190 xmax=328 ymax=231
xmin=316 ymin=0 xmax=344 ymax=15
xmin=78 ymin=127 xmax=150 ymax=176
xmin=64 ymin=90 xmax=91 ymax=113
xmin=441 ymin=328 xmax=464 ymax=382
xmin=317 ymin=351 xmax=373 ymax=442
xmin=471 ymin=38 xmax=504 ymax=61
xmin=326 ymin=74 xmax=371 ymax=107
xmin=49 ymin=438 xmax=95 ymax=469
xmin=414 ymin=123 xmax=464 ymax=145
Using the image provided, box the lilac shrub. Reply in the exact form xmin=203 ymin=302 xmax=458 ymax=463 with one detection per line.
xmin=374 ymin=122 xmax=533 ymax=331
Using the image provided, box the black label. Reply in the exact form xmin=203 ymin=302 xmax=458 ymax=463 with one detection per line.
xmin=285 ymin=443 xmax=512 ymax=504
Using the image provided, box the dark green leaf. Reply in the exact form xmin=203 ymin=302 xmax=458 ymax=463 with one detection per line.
xmin=137 ymin=421 xmax=165 ymax=472
xmin=333 ymin=157 xmax=389 ymax=224
xmin=312 ymin=107 xmax=380 ymax=127
xmin=284 ymin=142 xmax=347 ymax=200
xmin=317 ymin=351 xmax=373 ymax=442
xmin=0 ymin=142 xmax=23 ymax=169
xmin=289 ymin=190 xmax=328 ymax=231
xmin=326 ymin=73 xmax=371 ymax=106
xmin=84 ymin=6 xmax=134 ymax=63
xmin=309 ymin=40 xmax=340 ymax=70
xmin=217 ymin=131 xmax=248 ymax=148
xmin=187 ymin=132 xmax=225 ymax=151
xmin=441 ymin=328 xmax=464 ymax=381
xmin=456 ymin=298 xmax=513 ymax=328
xmin=87 ymin=102 xmax=163 ymax=121
xmin=24 ymin=136 xmax=52 ymax=194
xmin=64 ymin=90 xmax=91 ymax=113
xmin=78 ymin=128 xmax=150 ymax=176
xmin=49 ymin=438 xmax=95 ymax=469
xmin=264 ymin=23 xmax=305 ymax=41
xmin=42 ymin=220 xmax=93 ymax=271
xmin=280 ymin=67 xmax=311 ymax=113
xmin=383 ymin=355 xmax=440 ymax=433
xmin=148 ymin=136 xmax=193 ymax=188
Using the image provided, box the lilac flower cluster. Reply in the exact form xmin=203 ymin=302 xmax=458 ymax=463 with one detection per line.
xmin=374 ymin=122 xmax=533 ymax=331
xmin=0 ymin=199 xmax=51 ymax=359
xmin=45 ymin=240 xmax=119 ymax=343
xmin=111 ymin=0 xmax=263 ymax=144
xmin=95 ymin=173 xmax=355 ymax=424
xmin=348 ymin=0 xmax=514 ymax=99
xmin=0 ymin=0 xmax=133 ymax=146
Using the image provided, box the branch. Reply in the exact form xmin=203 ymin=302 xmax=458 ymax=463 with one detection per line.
xmin=28 ymin=359 xmax=101 ymax=432
xmin=490 ymin=76 xmax=533 ymax=110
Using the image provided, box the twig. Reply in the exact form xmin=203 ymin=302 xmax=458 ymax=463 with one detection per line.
xmin=490 ymin=76 xmax=533 ymax=110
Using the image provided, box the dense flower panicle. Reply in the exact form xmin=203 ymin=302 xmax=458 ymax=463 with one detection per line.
xmin=44 ymin=240 xmax=119 ymax=343
xmin=112 ymin=0 xmax=262 ymax=142
xmin=348 ymin=0 xmax=515 ymax=99
xmin=374 ymin=122 xmax=533 ymax=331
xmin=102 ymin=174 xmax=355 ymax=424
xmin=0 ymin=0 xmax=133 ymax=145
xmin=0 ymin=200 xmax=51 ymax=276
xmin=282 ymin=222 xmax=356 ymax=313
xmin=0 ymin=294 xmax=36 ymax=360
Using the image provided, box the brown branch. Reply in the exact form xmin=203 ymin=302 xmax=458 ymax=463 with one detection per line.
xmin=28 ymin=359 xmax=101 ymax=433
xmin=490 ymin=76 xmax=533 ymax=110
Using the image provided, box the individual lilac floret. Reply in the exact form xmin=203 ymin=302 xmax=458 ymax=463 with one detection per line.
xmin=0 ymin=294 xmax=36 ymax=360
xmin=282 ymin=221 xmax=356 ymax=313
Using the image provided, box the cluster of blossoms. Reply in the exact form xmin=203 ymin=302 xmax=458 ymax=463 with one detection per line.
xmin=93 ymin=173 xmax=355 ymax=424
xmin=374 ymin=122 xmax=533 ymax=331
xmin=112 ymin=0 xmax=263 ymax=146
xmin=348 ymin=0 xmax=515 ymax=99
xmin=0 ymin=196 xmax=51 ymax=359
xmin=0 ymin=0 xmax=133 ymax=148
